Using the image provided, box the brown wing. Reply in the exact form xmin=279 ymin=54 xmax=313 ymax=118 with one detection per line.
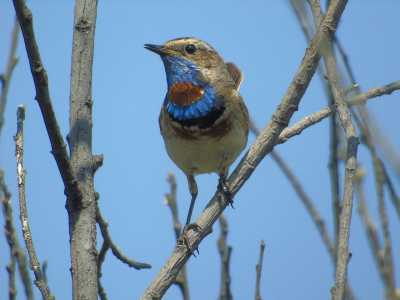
xmin=226 ymin=62 xmax=243 ymax=91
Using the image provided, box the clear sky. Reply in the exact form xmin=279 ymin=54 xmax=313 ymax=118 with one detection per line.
xmin=1 ymin=1 xmax=399 ymax=299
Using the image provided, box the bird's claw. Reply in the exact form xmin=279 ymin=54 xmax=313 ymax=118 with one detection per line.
xmin=218 ymin=179 xmax=234 ymax=208
xmin=178 ymin=223 xmax=202 ymax=256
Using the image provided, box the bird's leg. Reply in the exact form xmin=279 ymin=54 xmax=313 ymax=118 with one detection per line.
xmin=179 ymin=175 xmax=201 ymax=255
xmin=218 ymin=172 xmax=234 ymax=208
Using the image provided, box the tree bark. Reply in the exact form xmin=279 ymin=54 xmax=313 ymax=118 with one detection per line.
xmin=67 ymin=1 xmax=98 ymax=299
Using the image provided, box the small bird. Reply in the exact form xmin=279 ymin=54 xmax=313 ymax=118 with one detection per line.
xmin=145 ymin=37 xmax=249 ymax=236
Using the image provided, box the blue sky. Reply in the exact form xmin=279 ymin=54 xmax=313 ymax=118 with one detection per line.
xmin=0 ymin=1 xmax=399 ymax=299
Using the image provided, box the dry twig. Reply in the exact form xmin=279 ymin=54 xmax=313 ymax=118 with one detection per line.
xmin=0 ymin=17 xmax=19 ymax=134
xmin=165 ymin=173 xmax=190 ymax=300
xmin=276 ymin=80 xmax=400 ymax=146
xmin=255 ymin=240 xmax=266 ymax=300
xmin=97 ymin=241 xmax=110 ymax=300
xmin=373 ymin=159 xmax=397 ymax=299
xmin=354 ymin=172 xmax=385 ymax=285
xmin=218 ymin=215 xmax=233 ymax=300
xmin=15 ymin=105 xmax=55 ymax=300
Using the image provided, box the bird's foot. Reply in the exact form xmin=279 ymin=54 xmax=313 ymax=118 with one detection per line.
xmin=178 ymin=223 xmax=202 ymax=256
xmin=218 ymin=178 xmax=234 ymax=208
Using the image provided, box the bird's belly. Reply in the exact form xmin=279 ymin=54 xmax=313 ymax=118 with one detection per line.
xmin=163 ymin=122 xmax=247 ymax=175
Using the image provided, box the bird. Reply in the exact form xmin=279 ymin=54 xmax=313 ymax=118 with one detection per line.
xmin=144 ymin=37 xmax=249 ymax=239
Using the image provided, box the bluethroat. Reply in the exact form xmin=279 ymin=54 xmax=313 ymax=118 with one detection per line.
xmin=145 ymin=37 xmax=249 ymax=240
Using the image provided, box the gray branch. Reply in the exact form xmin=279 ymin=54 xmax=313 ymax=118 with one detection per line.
xmin=218 ymin=215 xmax=233 ymax=300
xmin=67 ymin=1 xmax=99 ymax=299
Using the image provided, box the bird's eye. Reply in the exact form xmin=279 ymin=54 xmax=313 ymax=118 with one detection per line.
xmin=184 ymin=44 xmax=197 ymax=54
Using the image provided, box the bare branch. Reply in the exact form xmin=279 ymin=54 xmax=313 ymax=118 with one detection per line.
xmin=165 ymin=173 xmax=190 ymax=300
xmin=373 ymin=159 xmax=397 ymax=299
xmin=381 ymin=163 xmax=400 ymax=220
xmin=141 ymin=2 xmax=349 ymax=298
xmin=354 ymin=171 xmax=386 ymax=286
xmin=0 ymin=17 xmax=19 ymax=134
xmin=1 ymin=170 xmax=34 ymax=300
xmin=306 ymin=3 xmax=360 ymax=300
xmin=97 ymin=241 xmax=110 ymax=300
xmin=12 ymin=0 xmax=83 ymax=203
xmin=96 ymin=198 xmax=151 ymax=270
xmin=218 ymin=215 xmax=233 ymax=300
xmin=15 ymin=105 xmax=55 ymax=300
xmin=66 ymin=1 xmax=100 ymax=299
xmin=276 ymin=80 xmax=400 ymax=145
xmin=6 ymin=256 xmax=17 ymax=300
xmin=165 ymin=173 xmax=183 ymax=239
xmin=255 ymin=240 xmax=266 ymax=300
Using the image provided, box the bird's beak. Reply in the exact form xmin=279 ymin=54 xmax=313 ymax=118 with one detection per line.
xmin=144 ymin=44 xmax=167 ymax=56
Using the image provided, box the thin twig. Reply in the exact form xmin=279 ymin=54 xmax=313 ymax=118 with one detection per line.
xmin=96 ymin=198 xmax=151 ymax=270
xmin=381 ymin=163 xmax=400 ymax=220
xmin=373 ymin=158 xmax=397 ymax=299
xmin=307 ymin=3 xmax=360 ymax=300
xmin=165 ymin=173 xmax=183 ymax=239
xmin=97 ymin=241 xmax=110 ymax=300
xmin=218 ymin=215 xmax=233 ymax=300
xmin=255 ymin=240 xmax=266 ymax=300
xmin=15 ymin=105 xmax=55 ymax=300
xmin=2 ymin=172 xmax=18 ymax=300
xmin=276 ymin=80 xmax=400 ymax=145
xmin=6 ymin=256 xmax=17 ymax=300
xmin=141 ymin=2 xmax=349 ymax=298
xmin=354 ymin=171 xmax=386 ymax=286
xmin=0 ymin=17 xmax=19 ymax=135
xmin=2 ymin=175 xmax=34 ymax=300
xmin=12 ymin=0 xmax=82 ymax=204
xmin=165 ymin=173 xmax=190 ymax=300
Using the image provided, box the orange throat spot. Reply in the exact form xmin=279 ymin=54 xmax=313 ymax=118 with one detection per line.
xmin=168 ymin=82 xmax=204 ymax=106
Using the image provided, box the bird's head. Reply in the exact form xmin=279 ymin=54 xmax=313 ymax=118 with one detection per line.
xmin=145 ymin=37 xmax=226 ymax=87
xmin=145 ymin=37 xmax=231 ymax=121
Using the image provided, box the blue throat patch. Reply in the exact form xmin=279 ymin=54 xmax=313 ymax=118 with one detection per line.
xmin=161 ymin=55 xmax=219 ymax=121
